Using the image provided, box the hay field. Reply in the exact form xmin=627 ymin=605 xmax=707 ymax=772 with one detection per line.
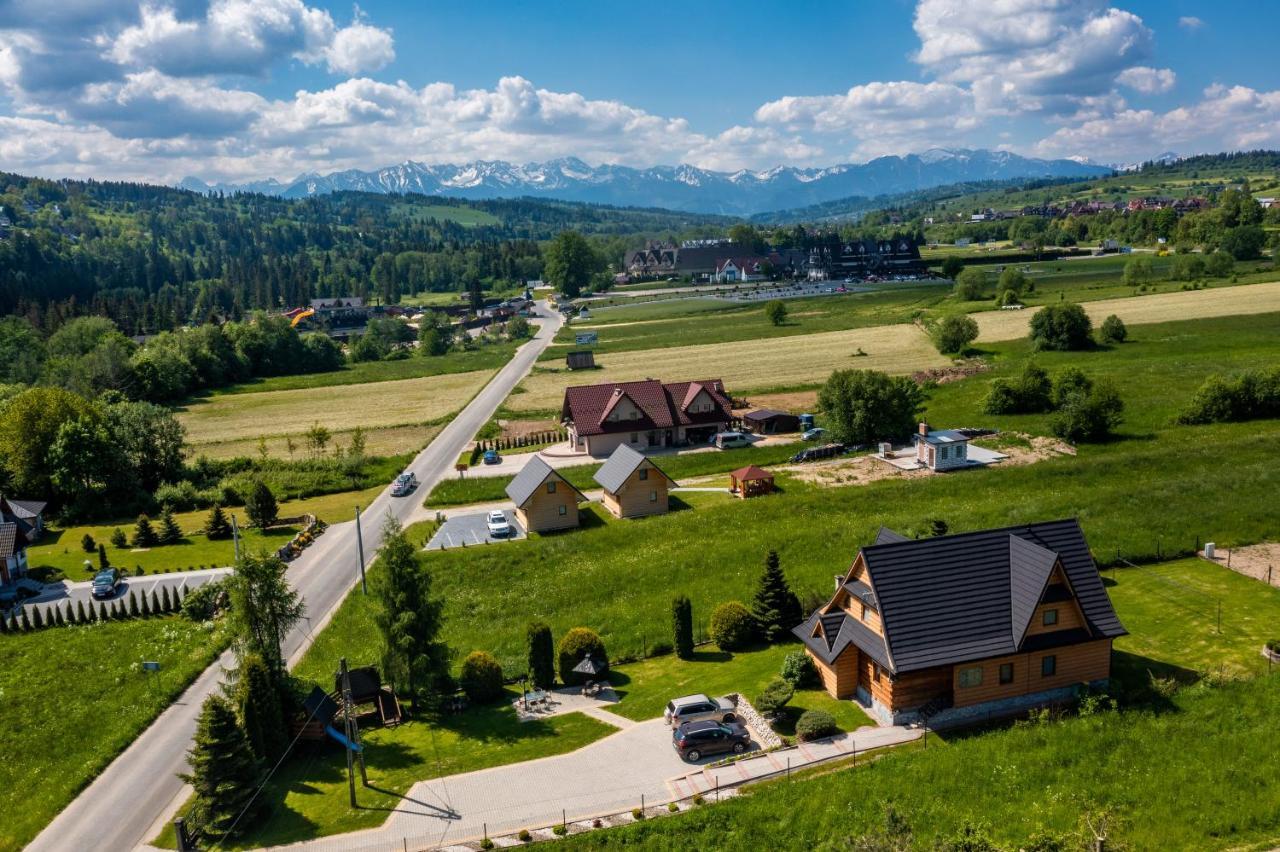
xmin=975 ymin=280 xmax=1280 ymax=342
xmin=180 ymin=369 xmax=493 ymax=450
xmin=191 ymin=423 xmax=444 ymax=460
xmin=506 ymin=322 xmax=949 ymax=413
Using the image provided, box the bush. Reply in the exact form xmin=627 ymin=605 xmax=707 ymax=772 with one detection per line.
xmin=764 ymin=300 xmax=788 ymax=326
xmin=940 ymin=256 xmax=965 ymax=280
xmin=1029 ymin=303 xmax=1093 ymax=351
xmin=552 ymin=823 xmax=568 ymax=836
xmin=931 ymin=314 xmax=979 ymax=355
xmin=997 ymin=288 xmax=1021 ymax=307
xmin=1205 ymin=250 xmax=1235 ymax=277
xmin=780 ymin=650 xmax=819 ymax=688
xmin=110 ymin=527 xmax=127 ymax=548
xmin=1050 ymin=383 xmax=1125 ymax=443
xmin=459 ymin=651 xmax=504 ymax=703
xmin=1099 ymin=314 xmax=1127 ymax=344
xmin=80 ymin=533 xmax=96 ymax=553
xmin=795 ymin=708 xmax=839 ymax=742
xmin=1176 ymin=368 xmax=1280 ymax=425
xmin=479 ymin=838 xmax=495 ymax=850
xmin=754 ymin=677 xmax=795 ymax=716
xmin=708 ymin=601 xmax=755 ymax=651
xmin=518 ymin=828 xmax=531 ymax=842
xmin=983 ymin=362 xmax=1053 ymax=415
xmin=526 ymin=621 xmax=556 ymax=689
xmin=1266 ymin=639 xmax=1280 ymax=655
xmin=557 ymin=627 xmax=608 ymax=686
xmin=244 ymin=480 xmax=278 ymax=529
xmin=668 ymin=801 xmax=679 ymax=813
xmin=181 ymin=579 xmax=229 ymax=621
xmin=671 ymin=595 xmax=693 ymax=660
xmin=953 ymin=267 xmax=985 ymax=300
xmin=1050 ymin=367 xmax=1093 ymax=409
xmin=631 ymin=807 xmax=645 ymax=820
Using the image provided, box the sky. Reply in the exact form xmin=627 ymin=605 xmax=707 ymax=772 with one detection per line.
xmin=1 ymin=0 xmax=1278 ymax=184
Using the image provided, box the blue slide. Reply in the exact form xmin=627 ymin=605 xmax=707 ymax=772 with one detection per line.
xmin=325 ymin=724 xmax=363 ymax=752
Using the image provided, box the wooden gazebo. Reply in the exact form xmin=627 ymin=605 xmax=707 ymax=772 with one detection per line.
xmin=729 ymin=464 xmax=775 ymax=499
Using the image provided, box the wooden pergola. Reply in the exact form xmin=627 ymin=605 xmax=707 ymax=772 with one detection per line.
xmin=729 ymin=464 xmax=775 ymax=499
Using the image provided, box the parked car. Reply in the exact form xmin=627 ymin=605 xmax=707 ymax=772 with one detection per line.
xmin=390 ymin=471 xmax=417 ymax=497
xmin=483 ymin=449 xmax=501 ymax=464
xmin=664 ymin=694 xmax=737 ymax=726
xmin=486 ymin=510 xmax=513 ymax=538
xmin=712 ymin=432 xmax=752 ymax=450
xmin=801 ymin=427 xmax=826 ymax=441
xmin=672 ymin=720 xmax=751 ymax=762
xmin=92 ymin=568 xmax=122 ymax=599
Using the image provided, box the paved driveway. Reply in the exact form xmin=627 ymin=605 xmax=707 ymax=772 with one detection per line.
xmin=426 ymin=510 xmax=525 ymax=550
xmin=8 ymin=567 xmax=231 ymax=620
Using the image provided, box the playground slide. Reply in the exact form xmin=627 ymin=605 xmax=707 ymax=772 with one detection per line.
xmin=290 ymin=308 xmax=316 ymax=328
xmin=324 ymin=724 xmax=363 ymax=752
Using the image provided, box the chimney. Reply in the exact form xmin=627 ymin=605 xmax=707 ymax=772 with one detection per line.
xmin=918 ymin=421 xmax=930 ymax=437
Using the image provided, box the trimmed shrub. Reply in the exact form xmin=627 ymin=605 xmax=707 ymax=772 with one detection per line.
xmin=518 ymin=829 xmax=532 ymax=842
xmin=780 ymin=650 xmax=819 ymax=688
xmin=1099 ymin=314 xmax=1127 ymax=344
xmin=526 ymin=621 xmax=556 ymax=689
xmin=795 ymin=709 xmax=839 ymax=742
xmin=459 ymin=651 xmax=505 ymax=703
xmin=557 ymin=627 xmax=608 ymax=686
xmin=671 ymin=595 xmax=694 ymax=660
xmin=81 ymin=533 xmax=96 ymax=553
xmin=754 ymin=677 xmax=795 ymax=717
xmin=709 ymin=601 xmax=755 ymax=651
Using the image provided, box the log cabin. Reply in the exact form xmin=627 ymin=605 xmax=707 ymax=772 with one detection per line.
xmin=505 ymin=456 xmax=587 ymax=533
xmin=593 ymin=444 xmax=677 ymax=519
xmin=793 ymin=519 xmax=1126 ymax=726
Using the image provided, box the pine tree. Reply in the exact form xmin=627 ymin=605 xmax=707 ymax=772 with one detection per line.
xmin=98 ymin=544 xmax=110 ymax=569
xmin=159 ymin=507 xmax=183 ymax=544
xmin=750 ymin=550 xmax=803 ymax=644
xmin=0 ymin=612 xmax=7 ymax=633
xmin=31 ymin=606 xmax=44 ymax=629
xmin=244 ymin=481 xmax=278 ymax=530
xmin=183 ymin=695 xmax=264 ymax=841
xmin=20 ymin=609 xmax=31 ymax=630
xmin=98 ymin=601 xmax=109 ymax=621
xmin=161 ymin=586 xmax=173 ymax=613
xmin=206 ymin=505 xmax=233 ymax=540
xmin=81 ymin=533 xmax=96 ymax=553
xmin=672 ymin=595 xmax=694 ymax=659
xmin=76 ymin=600 xmax=88 ymax=623
xmin=7 ymin=612 xmax=18 ymax=632
xmin=526 ymin=621 xmax=555 ymax=690
xmin=372 ymin=517 xmax=449 ymax=707
xmin=140 ymin=593 xmax=152 ymax=617
xmin=151 ymin=589 xmax=162 ymax=614
xmin=134 ymin=514 xmax=158 ymax=548
xmin=238 ymin=653 xmax=287 ymax=763
xmin=53 ymin=606 xmax=66 ymax=627
xmin=127 ymin=593 xmax=139 ymax=618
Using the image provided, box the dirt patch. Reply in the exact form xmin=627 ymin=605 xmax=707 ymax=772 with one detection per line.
xmin=1199 ymin=542 xmax=1280 ymax=589
xmin=912 ymin=359 xmax=990 ymax=385
xmin=499 ymin=418 xmax=559 ymax=439
xmin=972 ymin=432 xmax=1076 ymax=463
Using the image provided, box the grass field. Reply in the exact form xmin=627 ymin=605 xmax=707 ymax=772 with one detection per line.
xmin=179 ymin=368 xmax=495 ymax=452
xmin=0 ymin=617 xmax=228 ymax=852
xmin=563 ymin=674 xmax=1280 ymax=851
xmin=201 ymin=423 xmax=443 ymax=461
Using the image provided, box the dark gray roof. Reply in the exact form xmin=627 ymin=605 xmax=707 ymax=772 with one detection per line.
xmin=915 ymin=429 xmax=969 ymax=446
xmin=592 ymin=444 xmax=675 ymax=494
xmin=505 ymin=456 xmax=585 ymax=507
xmin=0 ymin=522 xmax=24 ymax=559
xmin=794 ymin=608 xmax=892 ymax=671
xmin=1 ymin=498 xmax=45 ymax=519
xmin=796 ymin=518 xmax=1125 ymax=676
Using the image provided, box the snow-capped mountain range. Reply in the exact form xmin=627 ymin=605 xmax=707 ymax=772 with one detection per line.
xmin=179 ymin=149 xmax=1112 ymax=216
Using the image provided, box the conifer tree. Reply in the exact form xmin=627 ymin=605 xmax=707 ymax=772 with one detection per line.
xmin=161 ymin=586 xmax=173 ymax=613
xmin=134 ymin=514 xmax=158 ymax=548
xmin=0 ymin=612 xmax=7 ymax=633
xmin=76 ymin=600 xmax=89 ymax=623
xmin=244 ymin=481 xmax=279 ymax=530
xmin=372 ymin=517 xmax=449 ymax=706
xmin=8 ymin=612 xmax=18 ymax=632
xmin=526 ymin=621 xmax=555 ymax=690
xmin=31 ymin=606 xmax=44 ymax=629
xmin=183 ymin=695 xmax=263 ymax=842
xmin=53 ymin=606 xmax=66 ymax=627
xmin=97 ymin=601 xmax=108 ymax=621
xmin=127 ymin=593 xmax=139 ymax=618
xmin=206 ymin=505 xmax=233 ymax=540
xmin=672 ymin=595 xmax=694 ymax=660
xmin=98 ymin=544 xmax=110 ymax=569
xmin=159 ymin=507 xmax=183 ymax=544
xmin=750 ymin=550 xmax=803 ymax=643
xmin=238 ymin=653 xmax=287 ymax=763
xmin=140 ymin=593 xmax=152 ymax=617
xmin=20 ymin=609 xmax=31 ymax=630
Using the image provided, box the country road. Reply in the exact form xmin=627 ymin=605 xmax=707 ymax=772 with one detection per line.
xmin=26 ymin=304 xmax=564 ymax=852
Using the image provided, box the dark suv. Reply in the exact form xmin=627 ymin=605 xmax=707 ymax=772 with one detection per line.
xmin=671 ymin=720 xmax=751 ymax=762
xmin=92 ymin=568 xmax=122 ymax=599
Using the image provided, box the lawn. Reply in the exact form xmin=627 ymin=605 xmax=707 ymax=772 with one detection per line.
xmin=562 ymin=674 xmax=1280 ymax=851
xmin=178 ymin=367 xmax=495 ymax=452
xmin=0 ymin=617 xmax=228 ymax=852
xmin=426 ymin=442 xmax=802 ymax=507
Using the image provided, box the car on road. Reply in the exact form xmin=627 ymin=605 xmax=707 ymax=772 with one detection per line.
xmin=664 ymin=693 xmax=737 ymax=726
xmin=802 ymin=427 xmax=826 ymax=441
xmin=391 ymin=471 xmax=417 ymax=496
xmin=92 ymin=568 xmax=122 ymax=599
xmin=672 ymin=720 xmax=751 ymax=762
xmin=486 ymin=510 xmax=513 ymax=537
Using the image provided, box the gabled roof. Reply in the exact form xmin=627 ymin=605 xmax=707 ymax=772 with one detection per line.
xmin=593 ymin=444 xmax=675 ymax=494
xmin=874 ymin=526 xmax=910 ymax=545
xmin=1 ymin=498 xmax=46 ymax=520
xmin=0 ymin=522 xmax=28 ymax=560
xmin=743 ymin=408 xmax=793 ymax=422
xmin=505 ymin=457 xmax=586 ymax=507
xmin=794 ymin=518 xmax=1125 ymax=675
xmin=729 ymin=465 xmax=773 ymax=481
xmin=562 ymin=378 xmax=731 ymax=437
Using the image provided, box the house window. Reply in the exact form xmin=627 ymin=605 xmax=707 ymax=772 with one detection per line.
xmin=1041 ymin=655 xmax=1057 ymax=677
xmin=649 ymin=490 xmax=657 ymax=502
xmin=999 ymin=663 xmax=1014 ymax=685
xmin=860 ymin=601 xmax=868 ymax=621
xmin=958 ymin=666 xmax=983 ymax=688
xmin=546 ymin=481 xmax=556 ymax=494
xmin=558 ymin=505 xmax=567 ymax=516
xmin=1042 ymin=609 xmax=1059 ymax=626
xmin=638 ymin=468 xmax=648 ymax=481
xmin=872 ymin=663 xmax=882 ymax=684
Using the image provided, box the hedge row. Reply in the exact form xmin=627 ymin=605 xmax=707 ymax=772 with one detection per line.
xmin=0 ymin=585 xmax=187 ymax=633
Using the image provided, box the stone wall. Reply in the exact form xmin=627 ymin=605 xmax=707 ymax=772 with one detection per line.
xmin=727 ymin=692 xmax=783 ymax=749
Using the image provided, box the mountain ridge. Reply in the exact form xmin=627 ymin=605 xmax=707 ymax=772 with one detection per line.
xmin=179 ymin=148 xmax=1111 ymax=216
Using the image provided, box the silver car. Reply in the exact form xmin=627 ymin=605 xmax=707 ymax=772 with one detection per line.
xmin=663 ymin=693 xmax=737 ymax=726
xmin=486 ymin=510 xmax=513 ymax=538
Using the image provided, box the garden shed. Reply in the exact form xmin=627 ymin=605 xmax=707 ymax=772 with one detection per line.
xmin=743 ymin=409 xmax=800 ymax=434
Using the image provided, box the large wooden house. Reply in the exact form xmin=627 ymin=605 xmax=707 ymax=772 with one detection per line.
xmin=505 ymin=456 xmax=587 ymax=533
xmin=593 ymin=444 xmax=676 ymax=519
xmin=793 ymin=519 xmax=1125 ymax=725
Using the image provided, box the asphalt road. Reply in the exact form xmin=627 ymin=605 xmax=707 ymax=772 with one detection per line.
xmin=26 ymin=303 xmax=564 ymax=852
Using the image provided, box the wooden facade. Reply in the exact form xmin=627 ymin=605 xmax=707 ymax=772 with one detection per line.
xmin=600 ymin=461 xmax=671 ymax=519
xmin=514 ymin=475 xmax=581 ymax=533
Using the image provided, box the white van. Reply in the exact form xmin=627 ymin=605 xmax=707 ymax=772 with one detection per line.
xmin=714 ymin=432 xmax=752 ymax=450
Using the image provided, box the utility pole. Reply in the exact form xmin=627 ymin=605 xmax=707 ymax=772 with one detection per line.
xmin=355 ymin=505 xmax=367 ymax=594
xmin=340 ymin=657 xmax=360 ymax=806
xmin=231 ymin=514 xmax=241 ymax=563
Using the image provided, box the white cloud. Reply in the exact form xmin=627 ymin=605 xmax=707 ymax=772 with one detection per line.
xmin=1034 ymin=84 xmax=1280 ymax=161
xmin=912 ymin=0 xmax=1153 ymax=113
xmin=77 ymin=70 xmax=266 ymax=138
xmin=1116 ymin=66 xmax=1176 ymax=94
xmin=1178 ymin=16 xmax=1205 ymax=31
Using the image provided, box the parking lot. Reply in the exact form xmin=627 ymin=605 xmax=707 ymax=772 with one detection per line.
xmin=426 ymin=509 xmax=525 ymax=550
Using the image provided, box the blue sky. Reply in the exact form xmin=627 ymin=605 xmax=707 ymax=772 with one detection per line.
xmin=1 ymin=1 xmax=1278 ymax=182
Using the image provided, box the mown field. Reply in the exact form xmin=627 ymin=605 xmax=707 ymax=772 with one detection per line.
xmin=178 ymin=367 xmax=495 ymax=454
xmin=0 ymin=617 xmax=228 ymax=852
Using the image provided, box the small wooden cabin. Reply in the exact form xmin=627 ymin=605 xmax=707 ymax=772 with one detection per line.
xmin=505 ymin=456 xmax=586 ymax=533
xmin=593 ymin=444 xmax=677 ymax=519
xmin=794 ymin=519 xmax=1126 ymax=725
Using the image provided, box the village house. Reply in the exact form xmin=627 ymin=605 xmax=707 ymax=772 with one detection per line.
xmin=712 ymin=257 xmax=768 ymax=283
xmin=593 ymin=444 xmax=677 ymax=519
xmin=561 ymin=378 xmax=733 ymax=457
xmin=1 ymin=497 xmax=47 ymax=542
xmin=0 ymin=523 xmax=30 ymax=586
xmin=793 ymin=519 xmax=1125 ymax=726
xmin=912 ymin=422 xmax=970 ymax=471
xmin=505 ymin=456 xmax=586 ymax=533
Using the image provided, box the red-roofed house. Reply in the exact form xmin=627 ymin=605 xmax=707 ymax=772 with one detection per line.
xmin=561 ymin=378 xmax=733 ymax=456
